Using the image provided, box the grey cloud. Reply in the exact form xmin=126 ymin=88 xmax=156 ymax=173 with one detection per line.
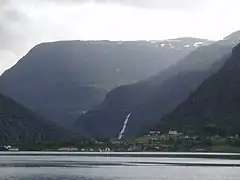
xmin=115 ymin=0 xmax=204 ymax=9
xmin=0 ymin=7 xmax=29 ymax=50
xmin=0 ymin=1 xmax=30 ymax=74
xmin=0 ymin=0 xmax=6 ymax=8
xmin=47 ymin=0 xmax=205 ymax=10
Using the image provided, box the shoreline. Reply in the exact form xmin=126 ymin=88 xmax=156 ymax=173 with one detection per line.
xmin=1 ymin=151 xmax=240 ymax=159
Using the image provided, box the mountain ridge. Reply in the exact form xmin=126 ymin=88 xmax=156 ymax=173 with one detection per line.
xmin=74 ymin=31 xmax=240 ymax=138
xmin=154 ymin=43 xmax=240 ymax=135
xmin=0 ymin=38 xmax=211 ymax=127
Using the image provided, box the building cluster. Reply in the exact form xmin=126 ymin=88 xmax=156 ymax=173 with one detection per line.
xmin=57 ymin=147 xmax=112 ymax=152
xmin=147 ymin=130 xmax=186 ymax=141
xmin=0 ymin=145 xmax=19 ymax=151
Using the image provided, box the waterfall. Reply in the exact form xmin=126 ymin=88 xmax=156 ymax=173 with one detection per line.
xmin=118 ymin=113 xmax=131 ymax=140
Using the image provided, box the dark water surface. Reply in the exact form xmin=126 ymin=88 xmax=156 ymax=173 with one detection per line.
xmin=0 ymin=153 xmax=240 ymax=180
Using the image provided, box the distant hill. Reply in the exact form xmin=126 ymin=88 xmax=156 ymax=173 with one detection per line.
xmin=0 ymin=93 xmax=68 ymax=144
xmin=0 ymin=39 xmax=211 ymax=127
xmin=154 ymin=43 xmax=240 ymax=136
xmin=74 ymin=31 xmax=240 ymax=138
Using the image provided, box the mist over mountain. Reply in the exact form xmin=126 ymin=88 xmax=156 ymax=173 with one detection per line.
xmin=154 ymin=42 xmax=240 ymax=135
xmin=0 ymin=93 xmax=68 ymax=144
xmin=0 ymin=39 xmax=210 ymax=127
xmin=74 ymin=31 xmax=240 ymax=138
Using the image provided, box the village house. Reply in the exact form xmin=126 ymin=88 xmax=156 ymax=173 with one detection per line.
xmin=4 ymin=145 xmax=19 ymax=151
xmin=104 ymin=147 xmax=111 ymax=152
xmin=168 ymin=130 xmax=182 ymax=136
xmin=148 ymin=131 xmax=161 ymax=136
xmin=58 ymin=147 xmax=78 ymax=152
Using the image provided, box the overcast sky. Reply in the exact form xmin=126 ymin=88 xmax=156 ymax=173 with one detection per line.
xmin=0 ymin=0 xmax=240 ymax=74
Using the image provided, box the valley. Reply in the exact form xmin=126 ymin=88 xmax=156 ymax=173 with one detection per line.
xmin=0 ymin=32 xmax=240 ymax=152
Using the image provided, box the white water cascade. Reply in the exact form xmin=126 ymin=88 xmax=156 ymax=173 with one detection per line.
xmin=118 ymin=113 xmax=131 ymax=140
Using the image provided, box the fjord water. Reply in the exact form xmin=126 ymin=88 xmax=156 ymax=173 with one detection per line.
xmin=1 ymin=153 xmax=240 ymax=180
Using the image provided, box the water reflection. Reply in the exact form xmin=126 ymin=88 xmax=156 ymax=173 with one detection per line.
xmin=0 ymin=155 xmax=240 ymax=180
xmin=3 ymin=176 xmax=111 ymax=180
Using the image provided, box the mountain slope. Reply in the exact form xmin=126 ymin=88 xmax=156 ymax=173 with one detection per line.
xmin=0 ymin=93 xmax=68 ymax=144
xmin=74 ymin=32 xmax=240 ymax=138
xmin=0 ymin=39 xmax=211 ymax=127
xmin=155 ymin=43 xmax=240 ymax=135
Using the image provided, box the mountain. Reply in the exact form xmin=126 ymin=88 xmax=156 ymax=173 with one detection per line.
xmin=224 ymin=30 xmax=240 ymax=42
xmin=154 ymin=43 xmax=240 ymax=136
xmin=0 ymin=93 xmax=68 ymax=144
xmin=74 ymin=31 xmax=240 ymax=138
xmin=0 ymin=39 xmax=212 ymax=127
